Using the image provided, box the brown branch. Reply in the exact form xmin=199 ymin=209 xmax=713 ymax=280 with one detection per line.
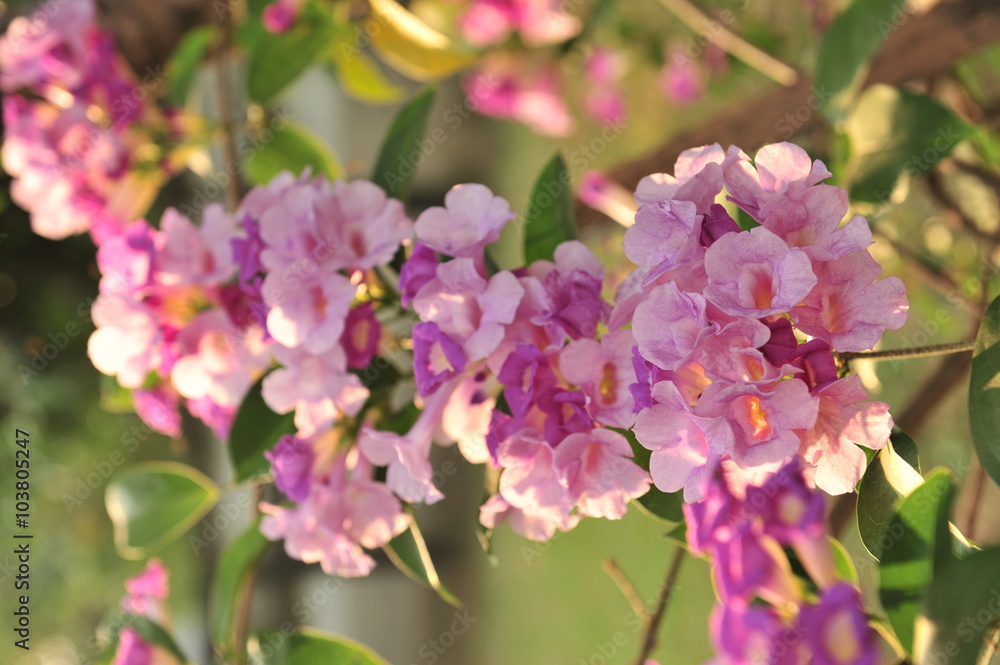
xmin=633 ymin=547 xmax=685 ymax=665
xmin=581 ymin=0 xmax=1000 ymax=227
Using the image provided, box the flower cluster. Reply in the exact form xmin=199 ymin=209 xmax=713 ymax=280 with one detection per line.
xmin=0 ymin=0 xmax=169 ymax=243
xmin=624 ymin=142 xmax=906 ymax=499
xmin=112 ymin=559 xmax=171 ymax=665
xmin=686 ymin=464 xmax=880 ymax=665
xmin=383 ymin=184 xmax=649 ymax=540
xmin=87 ymin=171 xmax=416 ymax=576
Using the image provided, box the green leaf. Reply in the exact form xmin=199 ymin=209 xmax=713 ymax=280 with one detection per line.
xmin=94 ymin=613 xmax=190 ymax=665
xmin=245 ymin=123 xmax=344 ymax=185
xmin=370 ymin=86 xmax=436 ymax=201
xmin=228 ymin=372 xmax=297 ymax=482
xmin=830 ymin=536 xmax=861 ymax=587
xmin=916 ymin=546 xmax=1000 ymax=665
xmin=844 ymin=85 xmax=975 ymax=203
xmin=879 ymin=469 xmax=956 ymax=656
xmin=857 ymin=429 xmax=924 ymax=560
xmin=384 ymin=518 xmax=461 ymax=607
xmin=523 ymin=154 xmax=577 ymax=264
xmin=814 ymin=0 xmax=899 ymax=122
xmin=105 ymin=462 xmax=220 ymax=559
xmin=364 ymin=0 xmax=476 ymax=82
xmin=246 ymin=4 xmax=336 ymax=105
xmin=636 ymin=485 xmax=684 ymax=524
xmin=328 ymin=34 xmax=405 ymax=104
xmin=970 ymin=293 xmax=1000 ymax=487
xmin=250 ymin=627 xmax=392 ymax=665
xmin=210 ymin=523 xmax=271 ymax=657
xmin=166 ymin=25 xmax=216 ymax=106
xmin=129 ymin=615 xmax=190 ymax=663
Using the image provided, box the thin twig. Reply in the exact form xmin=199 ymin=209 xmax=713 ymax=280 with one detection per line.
xmin=215 ymin=0 xmax=246 ymax=211
xmin=233 ymin=483 xmax=265 ymax=665
xmin=655 ymin=0 xmax=798 ymax=86
xmin=634 ymin=547 xmax=686 ymax=665
xmin=603 ymin=558 xmax=650 ymax=622
xmin=875 ymin=232 xmax=978 ymax=309
xmin=837 ymin=340 xmax=976 ymax=364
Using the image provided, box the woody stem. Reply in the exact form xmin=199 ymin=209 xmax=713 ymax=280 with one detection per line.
xmin=836 ymin=340 xmax=976 ymax=364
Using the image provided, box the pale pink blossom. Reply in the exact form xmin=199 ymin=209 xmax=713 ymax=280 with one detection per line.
xmin=88 ymin=295 xmax=163 ymax=389
xmin=703 ymin=226 xmax=817 ymax=318
xmin=412 ymin=259 xmax=525 ymax=362
xmin=414 ymin=183 xmax=514 ymax=265
xmin=261 ymin=271 xmax=357 ymax=354
xmin=357 ymin=377 xmax=464 ymax=504
xmin=791 ymin=249 xmax=908 ymax=352
xmin=170 ymin=310 xmax=270 ymax=408
xmin=559 ymin=329 xmax=638 ymax=429
xmin=154 ymin=205 xmax=238 ymax=287
xmin=262 ymin=344 xmax=369 ymax=437
xmin=798 ymin=375 xmax=892 ymax=494
xmin=553 ymin=428 xmax=649 ymax=519
xmin=260 ymin=451 xmax=410 ymax=577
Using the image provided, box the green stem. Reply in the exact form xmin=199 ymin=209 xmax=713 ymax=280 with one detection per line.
xmin=837 ymin=340 xmax=976 ymax=364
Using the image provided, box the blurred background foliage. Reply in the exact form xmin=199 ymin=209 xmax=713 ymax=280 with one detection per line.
xmin=3 ymin=0 xmax=1000 ymax=663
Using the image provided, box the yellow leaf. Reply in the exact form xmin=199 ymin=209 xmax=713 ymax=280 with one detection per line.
xmin=330 ymin=34 xmax=406 ymax=104
xmin=364 ymin=0 xmax=476 ymax=82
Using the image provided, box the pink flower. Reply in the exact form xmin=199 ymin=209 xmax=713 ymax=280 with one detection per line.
xmin=265 ymin=435 xmax=316 ymax=502
xmin=121 ymin=559 xmax=169 ymax=620
xmin=697 ymin=379 xmax=819 ymax=470
xmin=340 ymin=302 xmax=381 ymax=370
xmin=633 ymin=380 xmax=730 ymax=502
xmin=578 ymin=171 xmax=637 ymax=227
xmin=529 ymin=241 xmax=610 ymax=340
xmin=623 ymin=200 xmax=702 ymax=283
xmin=414 ymin=183 xmax=514 ymax=265
xmin=458 ymin=0 xmax=580 ymax=48
xmin=261 ymin=270 xmax=356 ymax=354
xmin=314 ymin=180 xmax=412 ymax=271
xmin=798 ymin=375 xmax=892 ymax=495
xmin=111 ymin=629 xmax=154 ymax=665
xmin=263 ymin=0 xmax=305 ymax=32
xmin=260 ymin=451 xmax=410 ymax=577
xmin=631 ymin=282 xmax=713 ymax=371
xmin=791 ymin=249 xmax=908 ymax=352
xmin=262 ymin=344 xmax=369 ymax=436
xmin=412 ymin=259 xmax=525 ymax=362
xmin=170 ymin=311 xmax=270 ymax=408
xmin=553 ymin=428 xmax=650 ymax=519
xmin=660 ymin=50 xmax=704 ymax=106
xmin=703 ymin=226 xmax=817 ymax=318
xmin=154 ymin=205 xmax=238 ymax=287
xmin=399 ymin=242 xmax=439 ymax=307
xmin=464 ymin=56 xmax=575 ymax=137
xmin=2 ymin=98 xmax=136 ymax=242
xmin=88 ymin=296 xmax=163 ymax=389
xmin=0 ymin=0 xmax=97 ymax=93
xmin=97 ymin=220 xmax=155 ymax=297
xmin=132 ymin=387 xmax=182 ymax=438
xmin=413 ymin=322 xmax=468 ymax=398
xmin=724 ymin=142 xmax=833 ymax=219
xmin=357 ymin=377 xmax=463 ymax=504
xmin=559 ymin=329 xmax=638 ymax=429
xmin=798 ymin=584 xmax=879 ymax=665
xmin=492 ymin=426 xmax=578 ymax=539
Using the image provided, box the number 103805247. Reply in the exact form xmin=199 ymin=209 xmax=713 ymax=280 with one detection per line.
xmin=15 ymin=429 xmax=29 ymax=524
